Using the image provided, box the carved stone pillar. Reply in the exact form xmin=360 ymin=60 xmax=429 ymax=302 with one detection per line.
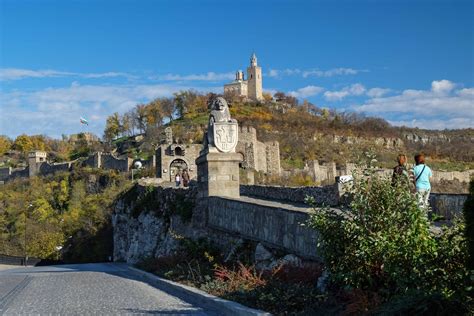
xmin=196 ymin=97 xmax=242 ymax=198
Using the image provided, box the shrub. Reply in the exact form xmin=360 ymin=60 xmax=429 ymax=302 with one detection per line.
xmin=200 ymin=263 xmax=325 ymax=315
xmin=464 ymin=179 xmax=474 ymax=270
xmin=307 ymin=169 xmax=470 ymax=304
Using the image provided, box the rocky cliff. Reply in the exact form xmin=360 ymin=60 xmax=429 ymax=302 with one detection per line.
xmin=112 ymin=184 xmax=203 ymax=263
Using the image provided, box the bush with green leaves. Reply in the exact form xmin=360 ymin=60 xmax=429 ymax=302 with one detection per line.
xmin=307 ymin=169 xmax=470 ymax=303
xmin=464 ymin=179 xmax=474 ymax=270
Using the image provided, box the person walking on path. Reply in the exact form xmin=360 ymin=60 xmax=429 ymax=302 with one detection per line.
xmin=412 ymin=153 xmax=433 ymax=211
xmin=392 ymin=154 xmax=409 ymax=186
xmin=175 ymin=171 xmax=181 ymax=187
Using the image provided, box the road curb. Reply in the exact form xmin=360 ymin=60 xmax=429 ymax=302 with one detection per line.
xmin=127 ymin=265 xmax=272 ymax=316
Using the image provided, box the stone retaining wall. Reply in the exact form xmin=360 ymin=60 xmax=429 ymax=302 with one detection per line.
xmin=112 ymin=183 xmax=469 ymax=264
xmin=101 ymin=154 xmax=132 ymax=172
xmin=206 ymin=196 xmax=319 ymax=259
xmin=430 ymin=193 xmax=467 ymax=220
xmin=0 ymin=167 xmax=11 ymax=181
xmin=240 ymin=184 xmax=339 ymax=206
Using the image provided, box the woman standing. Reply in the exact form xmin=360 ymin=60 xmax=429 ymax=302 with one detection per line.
xmin=392 ymin=154 xmax=409 ymax=186
xmin=175 ymin=171 xmax=181 ymax=187
xmin=413 ymin=153 xmax=433 ymax=211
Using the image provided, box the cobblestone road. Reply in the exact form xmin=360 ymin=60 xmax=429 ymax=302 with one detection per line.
xmin=0 ymin=263 xmax=219 ymax=315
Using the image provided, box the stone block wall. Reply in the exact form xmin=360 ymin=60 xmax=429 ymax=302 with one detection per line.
xmin=240 ymin=184 xmax=339 ymax=206
xmin=112 ymin=183 xmax=469 ymax=264
xmin=10 ymin=167 xmax=29 ymax=179
xmin=112 ymin=183 xmax=323 ymax=263
xmin=0 ymin=167 xmax=11 ymax=181
xmin=265 ymin=141 xmax=281 ymax=175
xmin=237 ymin=126 xmax=280 ymax=175
xmin=238 ymin=126 xmax=258 ymax=144
xmin=255 ymin=141 xmax=267 ymax=172
xmin=82 ymin=152 xmax=101 ymax=168
xmin=38 ymin=162 xmax=72 ymax=175
xmin=206 ymin=196 xmax=319 ymax=259
xmin=432 ymin=170 xmax=473 ymax=183
xmin=155 ymin=144 xmax=201 ymax=182
xmin=101 ymin=153 xmax=132 ymax=172
xmin=430 ymin=193 xmax=467 ymax=220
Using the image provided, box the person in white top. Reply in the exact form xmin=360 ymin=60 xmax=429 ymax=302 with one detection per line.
xmin=175 ymin=172 xmax=181 ymax=187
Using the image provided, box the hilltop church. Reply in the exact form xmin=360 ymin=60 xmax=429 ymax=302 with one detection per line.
xmin=224 ymin=53 xmax=263 ymax=101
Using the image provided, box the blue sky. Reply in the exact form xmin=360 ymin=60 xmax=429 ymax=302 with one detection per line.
xmin=0 ymin=0 xmax=473 ymax=138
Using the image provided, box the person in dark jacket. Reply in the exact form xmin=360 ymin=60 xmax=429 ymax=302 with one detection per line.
xmin=182 ymin=169 xmax=190 ymax=187
xmin=392 ymin=154 xmax=409 ymax=185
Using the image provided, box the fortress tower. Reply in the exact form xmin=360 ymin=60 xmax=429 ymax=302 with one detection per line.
xmin=28 ymin=151 xmax=47 ymax=177
xmin=224 ymin=53 xmax=263 ymax=101
xmin=247 ymin=53 xmax=263 ymax=101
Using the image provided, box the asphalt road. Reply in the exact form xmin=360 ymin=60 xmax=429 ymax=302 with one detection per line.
xmin=0 ymin=263 xmax=220 ymax=315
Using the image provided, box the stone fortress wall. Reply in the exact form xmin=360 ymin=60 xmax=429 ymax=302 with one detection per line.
xmin=370 ymin=167 xmax=473 ymax=184
xmin=287 ymin=159 xmax=473 ymax=185
xmin=155 ymin=143 xmax=202 ymax=182
xmin=0 ymin=151 xmax=133 ymax=182
xmin=237 ymin=126 xmax=281 ymax=175
xmin=113 ymin=182 xmax=468 ymax=264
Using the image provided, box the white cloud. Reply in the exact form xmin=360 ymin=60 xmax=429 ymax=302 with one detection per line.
xmin=155 ymin=72 xmax=234 ymax=81
xmin=268 ymin=69 xmax=280 ymax=78
xmin=389 ymin=118 xmax=473 ymax=130
xmin=0 ymin=83 xmax=221 ymax=138
xmin=0 ymin=69 xmax=74 ymax=80
xmin=288 ymin=85 xmax=325 ymax=98
xmin=457 ymin=88 xmax=474 ymax=97
xmin=324 ymin=83 xmax=366 ymax=101
xmin=303 ymin=67 xmax=360 ymax=78
xmin=367 ymin=87 xmax=391 ymax=98
xmin=354 ymin=80 xmax=474 ymax=129
xmin=431 ymin=79 xmax=455 ymax=94
xmin=0 ymin=68 xmax=133 ymax=81
xmin=266 ymin=67 xmax=364 ymax=79
xmin=82 ymin=72 xmax=132 ymax=79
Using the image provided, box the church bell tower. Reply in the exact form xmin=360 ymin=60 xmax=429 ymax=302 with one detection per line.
xmin=247 ymin=53 xmax=263 ymax=101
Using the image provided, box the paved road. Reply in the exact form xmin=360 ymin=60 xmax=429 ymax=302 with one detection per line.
xmin=0 ymin=263 xmax=220 ymax=315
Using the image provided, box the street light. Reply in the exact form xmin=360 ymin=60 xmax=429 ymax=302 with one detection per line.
xmin=131 ymin=161 xmax=143 ymax=182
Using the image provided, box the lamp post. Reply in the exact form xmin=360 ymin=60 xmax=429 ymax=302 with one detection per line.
xmin=131 ymin=161 xmax=143 ymax=182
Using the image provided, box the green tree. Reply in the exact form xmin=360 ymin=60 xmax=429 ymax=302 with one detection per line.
xmin=464 ymin=179 xmax=474 ymax=270
xmin=30 ymin=135 xmax=50 ymax=151
xmin=134 ymin=104 xmax=148 ymax=133
xmin=0 ymin=135 xmax=12 ymax=155
xmin=161 ymin=98 xmax=175 ymax=122
xmin=13 ymin=134 xmax=34 ymax=152
xmin=104 ymin=113 xmax=121 ymax=141
xmin=307 ymin=169 xmax=469 ymax=300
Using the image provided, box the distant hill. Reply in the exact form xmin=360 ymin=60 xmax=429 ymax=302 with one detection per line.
xmin=2 ymin=90 xmax=473 ymax=172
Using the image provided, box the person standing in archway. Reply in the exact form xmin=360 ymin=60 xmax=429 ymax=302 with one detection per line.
xmin=182 ymin=169 xmax=190 ymax=187
xmin=175 ymin=171 xmax=181 ymax=187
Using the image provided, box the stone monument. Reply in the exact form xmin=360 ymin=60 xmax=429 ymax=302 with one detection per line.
xmin=196 ymin=97 xmax=242 ymax=198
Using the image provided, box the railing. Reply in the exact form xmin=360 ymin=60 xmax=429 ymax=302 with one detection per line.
xmin=0 ymin=254 xmax=41 ymax=266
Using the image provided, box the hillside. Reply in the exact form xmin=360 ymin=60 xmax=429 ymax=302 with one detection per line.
xmin=162 ymin=93 xmax=474 ymax=171
xmin=0 ymin=168 xmax=130 ymax=261
xmin=1 ymin=90 xmax=473 ymax=173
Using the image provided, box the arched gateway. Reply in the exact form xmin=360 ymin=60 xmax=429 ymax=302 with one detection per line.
xmin=169 ymin=159 xmax=188 ymax=182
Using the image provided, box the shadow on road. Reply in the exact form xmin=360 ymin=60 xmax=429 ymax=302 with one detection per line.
xmin=0 ymin=262 xmax=222 ymax=315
